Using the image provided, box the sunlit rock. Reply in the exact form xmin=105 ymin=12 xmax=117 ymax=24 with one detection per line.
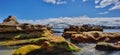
xmin=0 ymin=16 xmax=52 ymax=40
xmin=71 ymin=31 xmax=120 ymax=43
xmin=12 ymin=37 xmax=81 ymax=55
xmin=12 ymin=45 xmax=41 ymax=55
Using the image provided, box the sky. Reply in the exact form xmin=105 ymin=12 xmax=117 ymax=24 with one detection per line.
xmin=0 ymin=0 xmax=120 ymax=26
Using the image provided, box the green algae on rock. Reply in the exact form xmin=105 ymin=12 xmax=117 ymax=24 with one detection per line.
xmin=12 ymin=37 xmax=80 ymax=55
xmin=95 ymin=42 xmax=120 ymax=51
xmin=12 ymin=45 xmax=41 ymax=55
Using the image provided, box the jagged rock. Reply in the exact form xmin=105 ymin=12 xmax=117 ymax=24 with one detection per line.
xmin=0 ymin=16 xmax=48 ymax=32
xmin=0 ymin=16 xmax=53 ymax=40
xmin=62 ymin=25 xmax=103 ymax=38
xmin=63 ymin=25 xmax=103 ymax=33
xmin=2 ymin=16 xmax=19 ymax=25
xmin=95 ymin=42 xmax=120 ymax=51
xmin=71 ymin=31 xmax=120 ymax=43
xmin=12 ymin=37 xmax=80 ymax=55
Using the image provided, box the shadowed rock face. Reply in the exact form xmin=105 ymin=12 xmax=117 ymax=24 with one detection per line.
xmin=95 ymin=42 xmax=120 ymax=51
xmin=2 ymin=16 xmax=19 ymax=25
xmin=71 ymin=31 xmax=120 ymax=43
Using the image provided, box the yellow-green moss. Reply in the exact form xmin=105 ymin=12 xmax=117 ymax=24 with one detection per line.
xmin=13 ymin=36 xmax=80 ymax=55
xmin=97 ymin=42 xmax=111 ymax=47
xmin=13 ymin=45 xmax=41 ymax=55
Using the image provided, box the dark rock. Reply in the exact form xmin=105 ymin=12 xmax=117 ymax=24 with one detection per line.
xmin=95 ymin=42 xmax=120 ymax=51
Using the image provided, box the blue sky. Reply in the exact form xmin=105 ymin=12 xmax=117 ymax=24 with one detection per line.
xmin=0 ymin=0 xmax=120 ymax=26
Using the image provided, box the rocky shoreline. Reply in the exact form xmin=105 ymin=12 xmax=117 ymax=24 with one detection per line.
xmin=0 ymin=16 xmax=120 ymax=55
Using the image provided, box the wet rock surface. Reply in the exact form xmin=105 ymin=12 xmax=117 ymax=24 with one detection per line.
xmin=95 ymin=42 xmax=120 ymax=51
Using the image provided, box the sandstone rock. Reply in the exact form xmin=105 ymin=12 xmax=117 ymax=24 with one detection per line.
xmin=63 ymin=25 xmax=103 ymax=33
xmin=2 ymin=16 xmax=19 ymax=25
xmin=12 ymin=45 xmax=41 ymax=55
xmin=95 ymin=42 xmax=120 ymax=51
xmin=71 ymin=31 xmax=120 ymax=43
xmin=71 ymin=33 xmax=94 ymax=43
xmin=62 ymin=25 xmax=103 ymax=39
xmin=12 ymin=37 xmax=81 ymax=55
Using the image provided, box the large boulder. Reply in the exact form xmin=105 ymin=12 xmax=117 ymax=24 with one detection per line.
xmin=12 ymin=37 xmax=80 ymax=55
xmin=95 ymin=42 xmax=120 ymax=51
xmin=2 ymin=16 xmax=19 ymax=25
xmin=71 ymin=31 xmax=120 ymax=43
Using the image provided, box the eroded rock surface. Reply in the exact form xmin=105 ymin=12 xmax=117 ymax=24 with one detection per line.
xmin=12 ymin=37 xmax=81 ymax=55
xmin=71 ymin=31 xmax=120 ymax=43
xmin=62 ymin=25 xmax=103 ymax=38
xmin=2 ymin=16 xmax=19 ymax=25
xmin=95 ymin=42 xmax=120 ymax=51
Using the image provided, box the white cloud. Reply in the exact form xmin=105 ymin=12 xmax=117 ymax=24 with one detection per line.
xmin=95 ymin=0 xmax=119 ymax=8
xmin=98 ymin=11 xmax=108 ymax=14
xmin=109 ymin=2 xmax=120 ymax=10
xmin=43 ymin=0 xmax=67 ymax=5
xmin=17 ymin=16 xmax=120 ymax=26
xmin=82 ymin=0 xmax=88 ymax=2
xmin=95 ymin=0 xmax=100 ymax=4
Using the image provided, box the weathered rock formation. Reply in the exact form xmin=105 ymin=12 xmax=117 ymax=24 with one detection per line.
xmin=2 ymin=16 xmax=19 ymax=25
xmin=0 ymin=16 xmax=81 ymax=55
xmin=0 ymin=16 xmax=47 ymax=32
xmin=95 ymin=42 xmax=120 ymax=51
xmin=12 ymin=36 xmax=80 ymax=55
xmin=64 ymin=25 xmax=103 ymax=32
xmin=71 ymin=31 xmax=120 ymax=43
xmin=0 ymin=16 xmax=51 ymax=40
xmin=62 ymin=25 xmax=103 ymax=38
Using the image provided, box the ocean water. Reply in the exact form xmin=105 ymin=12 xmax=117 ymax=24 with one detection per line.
xmin=0 ymin=29 xmax=120 ymax=55
xmin=104 ymin=29 xmax=120 ymax=33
